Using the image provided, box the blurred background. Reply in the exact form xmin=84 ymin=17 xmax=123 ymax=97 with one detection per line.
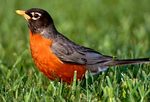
xmin=0 ymin=0 xmax=150 ymax=66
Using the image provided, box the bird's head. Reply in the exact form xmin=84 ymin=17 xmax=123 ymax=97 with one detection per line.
xmin=16 ymin=8 xmax=55 ymax=34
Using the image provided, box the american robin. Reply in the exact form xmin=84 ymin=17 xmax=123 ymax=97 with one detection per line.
xmin=16 ymin=8 xmax=150 ymax=83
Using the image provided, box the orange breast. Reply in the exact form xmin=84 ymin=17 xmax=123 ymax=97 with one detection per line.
xmin=29 ymin=32 xmax=86 ymax=83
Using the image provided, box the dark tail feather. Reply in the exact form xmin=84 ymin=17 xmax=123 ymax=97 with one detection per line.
xmin=105 ymin=58 xmax=150 ymax=66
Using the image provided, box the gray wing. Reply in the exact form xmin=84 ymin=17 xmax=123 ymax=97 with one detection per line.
xmin=51 ymin=34 xmax=113 ymax=75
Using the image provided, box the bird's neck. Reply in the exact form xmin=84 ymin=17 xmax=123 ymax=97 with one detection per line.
xmin=29 ymin=24 xmax=58 ymax=39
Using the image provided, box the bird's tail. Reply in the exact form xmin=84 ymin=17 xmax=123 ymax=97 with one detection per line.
xmin=104 ymin=58 xmax=150 ymax=66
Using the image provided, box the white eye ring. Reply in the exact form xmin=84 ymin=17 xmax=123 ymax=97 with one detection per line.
xmin=31 ymin=12 xmax=41 ymax=20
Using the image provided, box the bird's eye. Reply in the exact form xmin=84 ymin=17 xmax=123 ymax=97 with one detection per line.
xmin=31 ymin=12 xmax=41 ymax=20
xmin=34 ymin=13 xmax=39 ymax=18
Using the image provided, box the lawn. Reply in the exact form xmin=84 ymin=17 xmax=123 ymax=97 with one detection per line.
xmin=0 ymin=0 xmax=150 ymax=101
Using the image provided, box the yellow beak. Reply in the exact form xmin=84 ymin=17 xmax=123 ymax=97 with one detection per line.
xmin=16 ymin=10 xmax=31 ymax=20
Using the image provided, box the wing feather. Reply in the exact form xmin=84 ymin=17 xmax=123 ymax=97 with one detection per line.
xmin=51 ymin=33 xmax=113 ymax=74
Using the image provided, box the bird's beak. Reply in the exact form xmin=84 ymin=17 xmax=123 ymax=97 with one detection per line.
xmin=16 ymin=10 xmax=31 ymax=20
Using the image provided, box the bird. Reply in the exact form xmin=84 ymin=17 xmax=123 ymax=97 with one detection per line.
xmin=16 ymin=8 xmax=150 ymax=83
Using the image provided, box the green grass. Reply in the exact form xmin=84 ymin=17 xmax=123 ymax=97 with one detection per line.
xmin=0 ymin=0 xmax=150 ymax=101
